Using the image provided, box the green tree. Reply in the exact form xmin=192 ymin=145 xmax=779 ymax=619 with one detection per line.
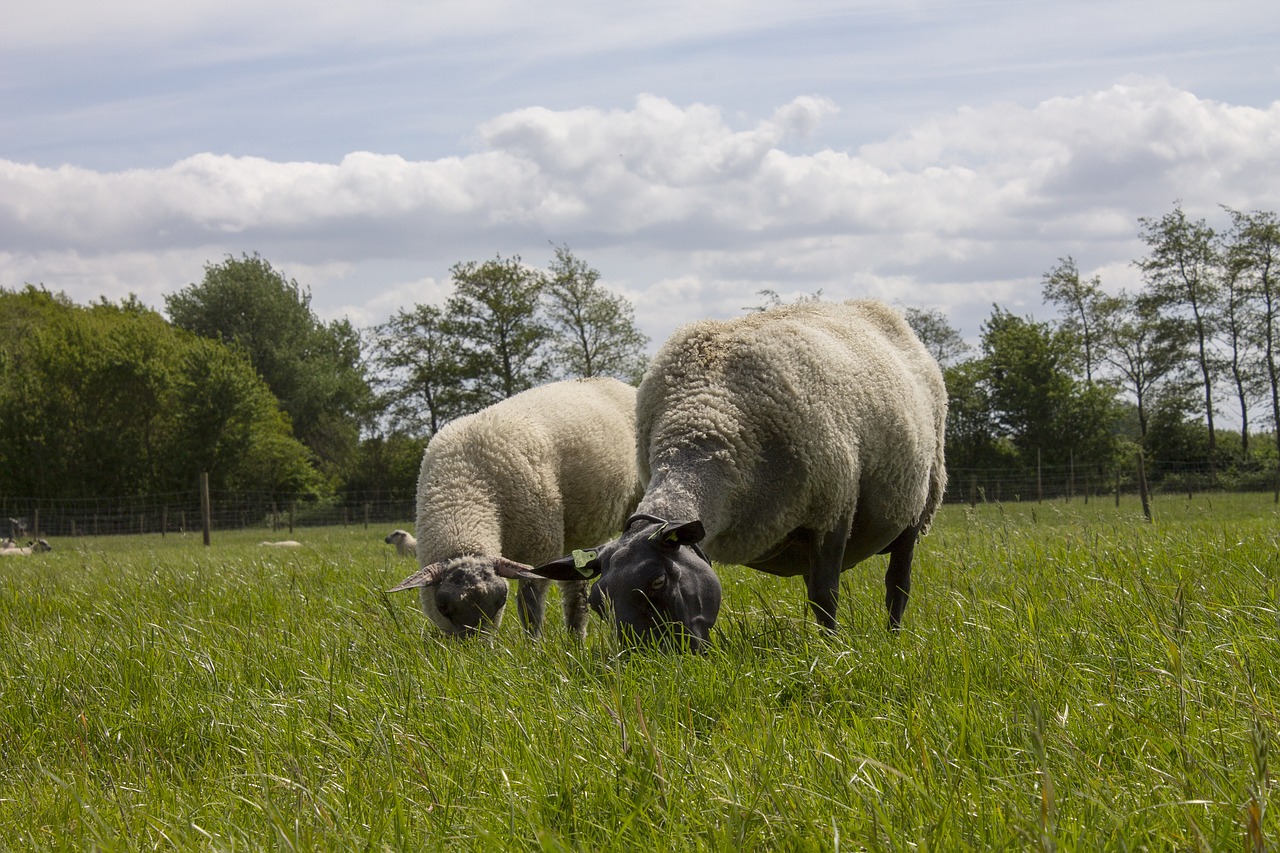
xmin=0 ymin=286 xmax=319 ymax=499
xmin=544 ymin=245 xmax=648 ymax=382
xmin=1041 ymin=256 xmax=1122 ymax=384
xmin=371 ymin=303 xmax=468 ymax=437
xmin=903 ymin=306 xmax=970 ymax=368
xmin=442 ymin=255 xmax=550 ymax=406
xmin=1223 ymin=207 xmax=1280 ymax=462
xmin=981 ymin=307 xmax=1119 ymax=472
xmin=1137 ymin=205 xmax=1221 ymax=460
xmin=1103 ymin=291 xmax=1192 ymax=444
xmin=165 ymin=253 xmax=371 ymax=479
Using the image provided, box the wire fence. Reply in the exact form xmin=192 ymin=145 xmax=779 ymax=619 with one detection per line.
xmin=3 ymin=457 xmax=1278 ymax=540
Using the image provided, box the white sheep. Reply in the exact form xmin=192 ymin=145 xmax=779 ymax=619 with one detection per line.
xmin=526 ymin=300 xmax=947 ymax=650
xmin=389 ymin=376 xmax=644 ymax=640
xmin=0 ymin=538 xmax=52 ymax=556
xmin=259 ymin=540 xmax=303 ymax=548
xmin=384 ymin=529 xmax=417 ymax=558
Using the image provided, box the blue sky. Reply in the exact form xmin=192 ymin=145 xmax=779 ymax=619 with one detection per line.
xmin=3 ymin=0 xmax=1278 ymax=350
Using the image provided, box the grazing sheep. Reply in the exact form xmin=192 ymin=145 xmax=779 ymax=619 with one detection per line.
xmin=526 ymin=300 xmax=947 ymax=651
xmin=384 ymin=529 xmax=417 ymax=558
xmin=259 ymin=540 xmax=303 ymax=548
xmin=0 ymin=538 xmax=52 ymax=556
xmin=389 ymin=377 xmax=644 ymax=640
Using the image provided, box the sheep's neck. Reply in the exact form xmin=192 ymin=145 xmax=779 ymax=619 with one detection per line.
xmin=637 ymin=449 xmax=731 ymax=538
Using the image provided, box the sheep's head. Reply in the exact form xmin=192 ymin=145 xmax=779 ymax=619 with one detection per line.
xmin=384 ymin=529 xmax=416 ymax=556
xmin=527 ymin=514 xmax=721 ymax=652
xmin=389 ymin=555 xmax=530 ymax=638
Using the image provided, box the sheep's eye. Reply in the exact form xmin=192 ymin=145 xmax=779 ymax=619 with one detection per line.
xmin=649 ymin=575 xmax=667 ymax=592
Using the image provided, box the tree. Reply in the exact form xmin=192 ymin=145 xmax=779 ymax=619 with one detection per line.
xmin=371 ymin=304 xmax=467 ymax=437
xmin=1103 ymin=291 xmax=1192 ymax=443
xmin=1137 ymin=205 xmax=1221 ymax=461
xmin=544 ymin=245 xmax=648 ymax=383
xmin=902 ymin=306 xmax=970 ymax=368
xmin=1041 ymin=256 xmax=1121 ymax=384
xmin=0 ymin=286 xmax=320 ymax=499
xmin=441 ymin=255 xmax=550 ymax=406
xmin=165 ymin=253 xmax=371 ymax=478
xmin=1223 ymin=207 xmax=1280 ymax=462
xmin=980 ymin=307 xmax=1118 ymax=471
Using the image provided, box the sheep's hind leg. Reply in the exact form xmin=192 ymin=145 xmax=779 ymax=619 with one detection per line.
xmin=806 ymin=517 xmax=853 ymax=632
xmin=884 ymin=527 xmax=918 ymax=631
xmin=517 ymin=578 xmax=551 ymax=638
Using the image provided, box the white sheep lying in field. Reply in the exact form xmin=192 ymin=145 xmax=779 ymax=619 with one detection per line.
xmin=259 ymin=540 xmax=302 ymax=548
xmin=0 ymin=538 xmax=52 ymax=555
xmin=389 ymin=377 xmax=643 ymax=640
xmin=527 ymin=300 xmax=948 ymax=650
xmin=384 ymin=529 xmax=417 ymax=558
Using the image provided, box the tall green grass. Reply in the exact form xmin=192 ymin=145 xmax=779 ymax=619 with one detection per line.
xmin=1 ymin=494 xmax=1277 ymax=850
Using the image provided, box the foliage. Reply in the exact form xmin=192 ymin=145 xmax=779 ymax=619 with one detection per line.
xmin=165 ymin=253 xmax=372 ymax=480
xmin=0 ymin=285 xmax=320 ymax=499
xmin=1137 ymin=204 xmax=1222 ymax=454
xmin=440 ymin=255 xmax=551 ymax=409
xmin=903 ymin=306 xmax=970 ymax=368
xmin=2 ymin=497 xmax=1278 ymax=849
xmin=1040 ymin=255 xmax=1123 ymax=383
xmin=544 ymin=244 xmax=649 ymax=383
xmin=370 ymin=303 xmax=468 ymax=437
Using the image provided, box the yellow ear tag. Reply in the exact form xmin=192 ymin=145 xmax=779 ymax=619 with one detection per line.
xmin=572 ymin=549 xmax=598 ymax=574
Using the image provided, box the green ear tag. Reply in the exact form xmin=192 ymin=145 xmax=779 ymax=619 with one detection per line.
xmin=572 ymin=549 xmax=598 ymax=575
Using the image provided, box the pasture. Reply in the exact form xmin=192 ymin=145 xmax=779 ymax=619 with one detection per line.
xmin=2 ymin=494 xmax=1278 ymax=850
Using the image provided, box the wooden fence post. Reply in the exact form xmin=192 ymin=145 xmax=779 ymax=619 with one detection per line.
xmin=1136 ymin=451 xmax=1152 ymax=523
xmin=200 ymin=472 xmax=212 ymax=546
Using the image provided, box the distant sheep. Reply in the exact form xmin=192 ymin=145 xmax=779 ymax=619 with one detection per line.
xmin=0 ymin=538 xmax=52 ymax=556
xmin=384 ymin=529 xmax=417 ymax=558
xmin=389 ymin=377 xmax=643 ymax=640
xmin=527 ymin=300 xmax=947 ymax=650
xmin=259 ymin=540 xmax=302 ymax=548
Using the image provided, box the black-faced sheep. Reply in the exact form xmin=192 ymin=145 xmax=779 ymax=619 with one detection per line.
xmin=526 ymin=300 xmax=948 ymax=651
xmin=384 ymin=529 xmax=417 ymax=558
xmin=389 ymin=377 xmax=644 ymax=640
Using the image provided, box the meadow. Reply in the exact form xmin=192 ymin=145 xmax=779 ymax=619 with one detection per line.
xmin=1 ymin=493 xmax=1278 ymax=851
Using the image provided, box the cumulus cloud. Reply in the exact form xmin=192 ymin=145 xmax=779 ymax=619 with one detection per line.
xmin=2 ymin=83 xmax=1278 ymax=346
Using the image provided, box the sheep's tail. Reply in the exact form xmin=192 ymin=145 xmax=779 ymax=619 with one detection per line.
xmin=918 ymin=448 xmax=948 ymax=537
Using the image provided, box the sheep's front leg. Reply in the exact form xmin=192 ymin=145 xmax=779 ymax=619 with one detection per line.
xmin=806 ymin=517 xmax=852 ymax=632
xmin=517 ymin=577 xmax=551 ymax=638
xmin=884 ymin=526 xmax=917 ymax=631
xmin=559 ymin=579 xmax=590 ymax=641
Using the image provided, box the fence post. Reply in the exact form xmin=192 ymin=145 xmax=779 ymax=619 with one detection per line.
xmin=200 ymin=472 xmax=212 ymax=547
xmin=1136 ymin=450 xmax=1153 ymax=523
xmin=289 ymin=501 xmax=296 ymax=534
xmin=162 ymin=505 xmax=167 ymax=538
xmin=1036 ymin=448 xmax=1043 ymax=503
xmin=34 ymin=508 xmax=40 ymax=538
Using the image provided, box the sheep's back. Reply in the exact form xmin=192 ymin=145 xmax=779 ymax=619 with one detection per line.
xmin=637 ymin=300 xmax=946 ymax=563
xmin=416 ymin=377 xmax=641 ymax=566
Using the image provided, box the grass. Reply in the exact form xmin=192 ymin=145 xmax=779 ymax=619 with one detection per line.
xmin=1 ymin=493 xmax=1278 ymax=850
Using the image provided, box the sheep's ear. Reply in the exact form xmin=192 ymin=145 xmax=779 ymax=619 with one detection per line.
xmin=492 ymin=558 xmax=543 ymax=580
xmin=659 ymin=520 xmax=706 ymax=547
xmin=388 ymin=563 xmax=445 ymax=592
xmin=531 ymin=549 xmax=603 ymax=581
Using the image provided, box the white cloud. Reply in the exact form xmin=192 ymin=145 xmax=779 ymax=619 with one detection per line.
xmin=2 ymin=83 xmax=1278 ymax=346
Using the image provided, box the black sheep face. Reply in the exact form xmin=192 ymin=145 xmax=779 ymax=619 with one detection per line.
xmin=530 ymin=518 xmax=722 ymax=653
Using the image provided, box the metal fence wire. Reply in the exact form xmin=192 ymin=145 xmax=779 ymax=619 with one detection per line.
xmin=2 ymin=457 xmax=1277 ymax=539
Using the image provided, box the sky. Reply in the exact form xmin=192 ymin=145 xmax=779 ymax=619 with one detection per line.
xmin=3 ymin=0 xmax=1279 ymax=352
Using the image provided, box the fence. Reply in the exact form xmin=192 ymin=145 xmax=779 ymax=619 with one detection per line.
xmin=3 ymin=457 xmax=1278 ymax=541
xmin=1 ymin=481 xmax=415 ymax=541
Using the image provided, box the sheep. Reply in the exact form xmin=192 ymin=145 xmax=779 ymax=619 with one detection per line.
xmin=259 ymin=540 xmax=303 ymax=548
xmin=0 ymin=538 xmax=52 ymax=555
xmin=388 ymin=376 xmax=644 ymax=640
xmin=384 ymin=529 xmax=417 ymax=558
xmin=524 ymin=300 xmax=947 ymax=651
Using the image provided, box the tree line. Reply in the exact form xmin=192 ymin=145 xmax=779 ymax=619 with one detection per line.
xmin=2 ymin=203 xmax=1277 ymax=508
xmin=918 ymin=203 xmax=1280 ymax=496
